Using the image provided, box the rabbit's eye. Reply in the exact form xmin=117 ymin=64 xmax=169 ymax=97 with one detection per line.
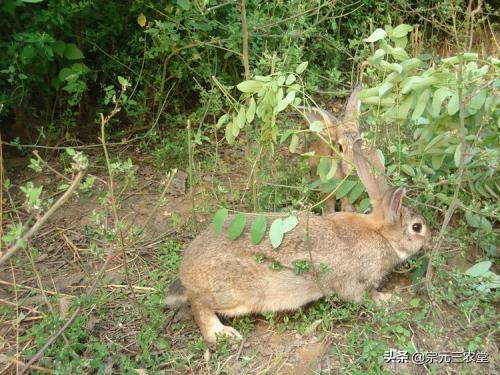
xmin=412 ymin=223 xmax=423 ymax=233
xmin=337 ymin=143 xmax=344 ymax=153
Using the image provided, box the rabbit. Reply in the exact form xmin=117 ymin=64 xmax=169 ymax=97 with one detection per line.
xmin=300 ymin=84 xmax=363 ymax=213
xmin=166 ymin=139 xmax=431 ymax=345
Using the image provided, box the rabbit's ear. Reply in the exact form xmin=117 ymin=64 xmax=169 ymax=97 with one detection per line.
xmin=387 ymin=187 xmax=405 ymax=223
xmin=343 ymin=83 xmax=363 ymax=122
xmin=299 ymin=107 xmax=338 ymax=130
xmin=352 ymin=139 xmax=389 ymax=205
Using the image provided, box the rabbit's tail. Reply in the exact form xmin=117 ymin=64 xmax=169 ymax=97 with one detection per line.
xmin=165 ymin=278 xmax=188 ymax=307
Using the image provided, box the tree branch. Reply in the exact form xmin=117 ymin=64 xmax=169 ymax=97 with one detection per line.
xmin=0 ymin=169 xmax=85 ymax=267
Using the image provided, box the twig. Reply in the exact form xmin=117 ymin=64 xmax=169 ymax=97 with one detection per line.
xmin=141 ymin=169 xmax=178 ymax=232
xmin=468 ymin=0 xmax=483 ymax=50
xmin=21 ymin=240 xmax=116 ymax=373
xmin=425 ymin=55 xmax=468 ymax=295
xmin=100 ymin=91 xmax=145 ymax=320
xmin=187 ymin=121 xmax=198 ymax=228
xmin=0 ymin=169 xmax=85 ymax=267
xmin=0 ymin=355 xmax=53 ymax=374
xmin=32 ymin=150 xmax=71 ymax=182
xmin=240 ymin=0 xmax=250 ymax=80
xmin=0 ymin=280 xmax=72 ymax=297
xmin=20 ymin=306 xmax=80 ymax=374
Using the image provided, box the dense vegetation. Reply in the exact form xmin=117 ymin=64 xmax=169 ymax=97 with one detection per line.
xmin=0 ymin=0 xmax=498 ymax=373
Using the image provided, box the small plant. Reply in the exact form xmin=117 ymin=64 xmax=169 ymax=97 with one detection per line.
xmin=360 ymin=24 xmax=498 ymax=236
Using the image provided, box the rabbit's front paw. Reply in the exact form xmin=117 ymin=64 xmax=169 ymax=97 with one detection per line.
xmin=214 ymin=325 xmax=242 ymax=341
xmin=206 ymin=324 xmax=242 ymax=344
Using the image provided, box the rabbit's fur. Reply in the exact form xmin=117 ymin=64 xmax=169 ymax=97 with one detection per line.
xmin=301 ymin=84 xmax=363 ymax=213
xmin=167 ymin=140 xmax=431 ymax=344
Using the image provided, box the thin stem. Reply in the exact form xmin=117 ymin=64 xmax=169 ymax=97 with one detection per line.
xmin=240 ymin=0 xmax=250 ymax=80
xmin=425 ymin=54 xmax=468 ymax=294
xmin=0 ymin=170 xmax=85 ymax=267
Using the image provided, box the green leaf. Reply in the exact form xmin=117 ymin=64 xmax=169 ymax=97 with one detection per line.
xmin=237 ymin=80 xmax=264 ymax=93
xmin=401 ymin=58 xmax=422 ymax=72
xmin=309 ymin=120 xmax=324 ymax=133
xmin=285 ymin=74 xmax=296 ymax=85
xmin=231 ymin=117 xmax=240 ymax=137
xmin=361 ymin=96 xmax=395 ymax=106
xmin=216 ymin=114 xmax=229 ymax=129
xmin=380 ymin=60 xmax=403 ymax=74
xmin=236 ymin=106 xmax=246 ymax=128
xmin=246 ymin=97 xmax=256 ymax=123
xmin=431 ymin=154 xmax=445 ymax=169
xmin=447 ymin=93 xmax=459 ymax=115
xmin=469 ymin=89 xmax=487 ymax=115
xmin=349 ymin=182 xmax=365 ymax=204
xmin=395 ymin=95 xmax=413 ymax=119
xmin=326 ymin=159 xmax=338 ymax=180
xmin=225 ymin=121 xmax=235 ymax=144
xmin=317 ymin=157 xmax=330 ymax=182
xmin=357 ymin=87 xmax=380 ymax=99
xmin=465 ymin=261 xmax=492 ymax=277
xmin=52 ymin=41 xmax=66 ymax=57
xmin=411 ymin=89 xmax=431 ymax=120
xmin=465 ymin=211 xmax=492 ymax=231
xmin=359 ymin=198 xmax=371 ymax=213
xmin=364 ymin=28 xmax=386 ymax=43
xmin=393 ymin=36 xmax=408 ymax=49
xmin=64 ymin=43 xmax=84 ymax=60
xmin=401 ymin=164 xmax=415 ymax=177
xmin=59 ymin=67 xmax=75 ymax=81
xmin=289 ymin=134 xmax=299 ymax=153
xmin=371 ymin=49 xmax=386 ymax=61
xmin=431 ymin=87 xmax=453 ymax=117
xmin=454 ymin=143 xmax=462 ymax=167
xmin=390 ymin=47 xmax=410 ymax=61
xmin=280 ymin=130 xmax=293 ymax=144
xmin=424 ymin=133 xmax=446 ymax=153
xmin=137 ymin=13 xmax=147 ymax=27
xmin=22 ymin=0 xmax=45 ymax=3
xmin=391 ymin=24 xmax=413 ymax=39
xmin=177 ymin=0 xmax=191 ymax=10
xmin=479 ymin=217 xmax=492 ymax=231
xmin=421 ymin=165 xmax=435 ymax=175
xmin=250 ymin=215 xmax=267 ymax=245
xmin=21 ymin=46 xmax=36 ymax=62
xmin=213 ymin=208 xmax=228 ymax=233
xmin=335 ymin=180 xmax=357 ymax=199
xmin=118 ymin=76 xmax=129 ymax=87
xmin=410 ymin=298 xmax=420 ymax=308
xmin=228 ymin=213 xmax=247 ymax=240
xmin=401 ymin=76 xmax=438 ymax=94
xmin=282 ymin=216 xmax=298 ymax=233
xmin=295 ymin=61 xmax=309 ymax=74
xmin=269 ymin=218 xmax=284 ymax=248
xmin=379 ymin=82 xmax=394 ymax=96
xmin=276 ymin=91 xmax=296 ymax=113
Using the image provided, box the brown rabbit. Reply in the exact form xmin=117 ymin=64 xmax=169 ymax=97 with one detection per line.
xmin=300 ymin=84 xmax=363 ymax=213
xmin=166 ymin=140 xmax=431 ymax=344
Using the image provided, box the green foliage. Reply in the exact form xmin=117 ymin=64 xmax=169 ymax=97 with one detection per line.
xmin=360 ymin=23 xmax=499 ymax=245
xmin=250 ymin=215 xmax=267 ymax=245
xmin=221 ymin=64 xmax=307 ymax=150
xmin=212 ymin=207 xmax=229 ymax=233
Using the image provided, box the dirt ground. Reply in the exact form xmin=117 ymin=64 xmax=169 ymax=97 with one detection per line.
xmin=0 ymin=146 xmax=498 ymax=374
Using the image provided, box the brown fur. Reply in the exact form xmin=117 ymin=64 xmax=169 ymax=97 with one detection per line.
xmin=302 ymin=84 xmax=363 ymax=213
xmin=167 ymin=139 xmax=431 ymax=344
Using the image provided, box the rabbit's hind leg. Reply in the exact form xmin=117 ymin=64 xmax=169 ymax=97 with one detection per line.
xmin=191 ymin=299 xmax=242 ymax=344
